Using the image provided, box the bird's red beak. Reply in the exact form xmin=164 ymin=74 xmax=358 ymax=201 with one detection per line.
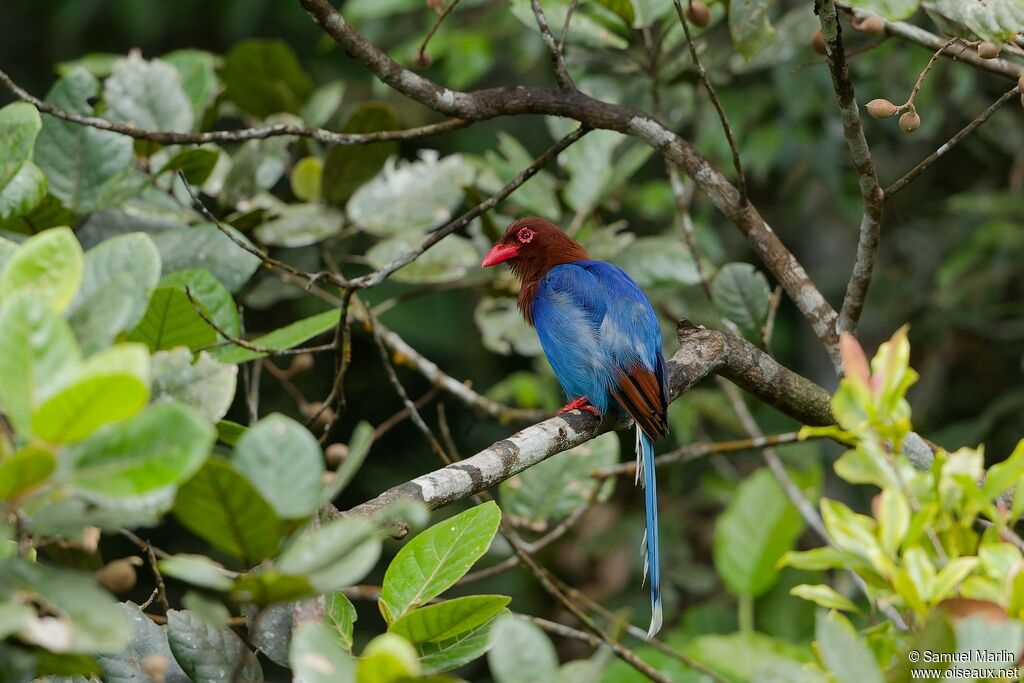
xmin=482 ymin=242 xmax=520 ymax=267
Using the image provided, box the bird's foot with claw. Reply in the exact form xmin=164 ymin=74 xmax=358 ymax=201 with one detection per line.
xmin=558 ymin=397 xmax=601 ymax=417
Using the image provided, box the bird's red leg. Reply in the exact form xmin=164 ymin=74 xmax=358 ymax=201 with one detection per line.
xmin=558 ymin=397 xmax=601 ymax=417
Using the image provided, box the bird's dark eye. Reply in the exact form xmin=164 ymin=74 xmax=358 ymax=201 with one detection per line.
xmin=517 ymin=227 xmax=535 ymax=244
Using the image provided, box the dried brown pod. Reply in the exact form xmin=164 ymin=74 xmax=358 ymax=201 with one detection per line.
xmin=977 ymin=41 xmax=1000 ymax=59
xmin=852 ymin=15 xmax=885 ymax=35
xmin=95 ymin=559 xmax=137 ymax=593
xmin=414 ymin=50 xmax=433 ymax=68
xmin=899 ymin=110 xmax=921 ymax=133
xmin=289 ymin=353 xmax=314 ymax=375
xmin=1018 ymin=73 xmax=1024 ymax=92
xmin=811 ymin=29 xmax=827 ymax=55
xmin=326 ymin=442 xmax=348 ymax=466
xmin=141 ymin=655 xmax=169 ymax=683
xmin=866 ymin=98 xmax=899 ymax=119
xmin=686 ymin=1 xmax=710 ymax=28
xmin=427 ymin=0 xmax=445 ymax=15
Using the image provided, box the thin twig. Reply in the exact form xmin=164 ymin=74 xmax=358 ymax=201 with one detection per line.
xmin=0 ymin=68 xmax=468 ymax=146
xmin=311 ymin=288 xmax=355 ymax=441
xmin=557 ymin=0 xmax=579 ymax=53
xmin=417 ymin=0 xmax=461 ymax=64
xmin=886 ymin=85 xmax=1021 ymax=196
xmin=531 ymin=0 xmax=575 ymax=89
xmin=373 ymin=389 xmax=441 ymax=440
xmin=672 ymin=0 xmax=747 ymax=203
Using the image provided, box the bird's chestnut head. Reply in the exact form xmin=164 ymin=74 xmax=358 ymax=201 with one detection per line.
xmin=481 ymin=217 xmax=588 ymax=279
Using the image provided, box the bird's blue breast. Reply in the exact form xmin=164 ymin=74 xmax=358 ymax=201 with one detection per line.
xmin=531 ymin=260 xmax=663 ymax=417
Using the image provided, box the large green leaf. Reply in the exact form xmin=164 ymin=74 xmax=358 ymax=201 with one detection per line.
xmin=289 ymin=622 xmax=356 ymax=683
xmin=931 ymin=0 xmax=1024 ymax=43
xmin=479 ymin=132 xmax=561 ymax=221
xmin=474 ymin=296 xmax=544 ymax=356
xmin=277 ymin=516 xmax=382 ymax=592
xmin=68 ymin=232 xmax=161 ymax=354
xmin=173 ymin=458 xmax=282 ymax=563
xmin=347 ymin=151 xmax=476 ymax=236
xmin=418 ymin=614 xmax=503 ymax=675
xmin=547 ymin=122 xmax=623 ymax=214
xmin=160 ymin=268 xmax=240 ymax=339
xmin=33 ymin=68 xmax=140 ymax=213
xmin=500 ymin=432 xmax=618 ymax=527
xmin=612 ymin=236 xmax=702 ymax=287
xmin=158 ymin=554 xmax=235 ymax=592
xmin=96 ymin=603 xmax=191 ymax=683
xmin=815 ymin=611 xmax=884 ymax=683
xmin=844 ymin=0 xmax=919 ymax=21
xmin=221 ymin=39 xmax=313 ymax=118
xmin=0 ymin=102 xmax=41 ymax=191
xmin=162 ymin=49 xmax=218 ymax=117
xmin=0 ymin=559 xmax=133 ymax=654
xmin=151 ymin=224 xmax=261 ymax=293
xmin=150 ymin=349 xmax=237 ymax=422
xmin=729 ymin=0 xmax=777 ymax=59
xmin=392 ymin=595 xmax=510 ymax=644
xmin=220 ymin=134 xmax=293 ymax=206
xmin=62 ymin=402 xmax=213 ymax=498
xmin=509 ymin=0 xmax=629 ymax=49
xmin=104 ymin=54 xmax=194 ymax=134
xmin=233 ymin=413 xmax=324 ymax=519
xmin=0 ymin=295 xmax=80 ymax=434
xmin=156 ymin=147 xmax=221 ymax=185
xmin=326 ymin=592 xmax=358 ymax=653
xmin=166 ymin=609 xmax=263 ymax=683
xmin=31 ymin=343 xmax=151 ymax=443
xmin=126 ymin=286 xmax=218 ymax=351
xmin=0 ymin=161 xmax=47 ymax=221
xmin=213 ymin=308 xmax=340 ymax=364
xmin=380 ymin=501 xmax=501 ymax=622
xmin=0 ymin=447 xmax=57 ymax=501
xmin=713 ymin=468 xmax=806 ymax=597
xmin=357 ymin=633 xmax=420 ymax=681
xmin=0 ymin=226 xmax=83 ymax=312
xmin=712 ymin=262 xmax=772 ymax=334
xmin=322 ymin=103 xmax=399 ymax=205
xmin=365 ymin=232 xmax=478 ymax=284
xmin=487 ymin=614 xmax=559 ymax=683
xmin=253 ymin=203 xmax=345 ymax=247
xmin=679 ymin=631 xmax=813 ymax=682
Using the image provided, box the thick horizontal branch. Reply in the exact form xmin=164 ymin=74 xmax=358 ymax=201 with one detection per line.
xmin=0 ymin=68 xmax=468 ymax=145
xmin=298 ymin=0 xmax=842 ymax=368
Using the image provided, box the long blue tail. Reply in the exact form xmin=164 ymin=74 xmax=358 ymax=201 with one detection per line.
xmin=637 ymin=427 xmax=662 ymax=638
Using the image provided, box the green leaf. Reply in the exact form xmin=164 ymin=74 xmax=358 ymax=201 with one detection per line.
xmin=983 ymin=438 xmax=1024 ymax=499
xmin=815 ymin=610 xmax=884 ymax=683
xmin=357 ymin=633 xmax=420 ymax=683
xmin=290 ymin=156 xmax=323 ymax=202
xmin=487 ymin=614 xmax=559 ymax=683
xmin=68 ymin=232 xmax=161 ymax=354
xmin=595 ymin=0 xmax=636 ymax=25
xmin=380 ymin=501 xmax=501 ymax=621
xmin=843 ymin=0 xmax=922 ymax=21
xmin=729 ymin=0 xmax=777 ymax=59
xmin=234 ymin=413 xmax=325 ymax=519
xmin=31 ymin=343 xmax=151 ymax=443
xmin=166 ymin=609 xmax=263 ymax=683
xmin=151 ymin=224 xmax=262 ymax=293
xmin=302 ymin=81 xmax=345 ymax=128
xmin=876 ymin=488 xmax=911 ymax=556
xmin=548 ymin=125 xmax=623 ymax=214
xmin=479 ymin=133 xmax=561 ymax=222
xmin=63 ymin=402 xmax=213 ymax=498
xmin=0 ymin=102 xmax=42 ymax=192
xmin=25 ymin=484 xmax=177 ymax=535
xmin=712 ymin=262 xmax=771 ymax=333
xmin=0 ymin=295 xmax=81 ymax=435
xmin=161 ymin=268 xmax=241 ymax=339
xmin=158 ymin=554 xmax=235 ymax=592
xmin=33 ymin=68 xmax=139 ymax=213
xmin=173 ymin=458 xmax=282 ymax=563
xmin=365 ymin=232 xmax=478 ymax=284
xmin=222 ymin=39 xmax=313 ymax=118
xmin=418 ymin=614 xmax=502 ymax=674
xmin=246 ymin=602 xmax=292 ymax=666
xmin=290 ymin=622 xmax=356 ymax=683
xmin=0 ymin=447 xmax=57 ymax=501
xmin=509 ymin=0 xmax=629 ymax=49
xmin=326 ymin=592 xmax=358 ymax=653
xmin=0 ymin=559 xmax=133 ymax=654
xmin=680 ymin=631 xmax=812 ymax=682
xmin=474 ymin=296 xmax=544 ymax=356
xmin=322 ymin=103 xmax=399 ymax=205
xmin=932 ymin=557 xmax=979 ymax=604
xmin=611 ymin=236 xmax=701 ymax=287
xmin=500 ymin=432 xmax=618 ymax=527
xmin=126 ymin=286 xmax=217 ymax=351
xmin=347 ymin=151 xmax=475 ymax=236
xmin=278 ymin=516 xmax=382 ymax=592
xmin=930 ymin=0 xmax=1024 ymax=42
xmin=0 ymin=161 xmax=47 ymax=221
xmin=0 ymin=226 xmax=83 ymax=312
xmin=220 ymin=135 xmax=293 ymax=206
xmin=789 ymin=584 xmax=858 ymax=611
xmin=96 ymin=602 xmax=191 ymax=683
xmin=779 ymin=546 xmax=864 ymax=572
xmin=162 ymin=49 xmax=218 ymax=118
xmin=325 ymin=421 xmax=375 ymax=501
xmin=231 ymin=570 xmax=315 ymax=604
xmin=713 ymin=468 xmax=806 ymax=597
xmin=253 ymin=203 xmax=344 ymax=248
xmin=151 ymin=349 xmax=238 ymax=422
xmin=157 ymin=148 xmax=220 ymax=185
xmin=213 ymin=308 xmax=340 ymax=364
xmin=104 ymin=54 xmax=194 ymax=134
xmin=391 ymin=595 xmax=510 ymax=644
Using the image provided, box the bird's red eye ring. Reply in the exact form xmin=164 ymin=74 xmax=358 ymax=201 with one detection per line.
xmin=517 ymin=227 xmax=535 ymax=244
